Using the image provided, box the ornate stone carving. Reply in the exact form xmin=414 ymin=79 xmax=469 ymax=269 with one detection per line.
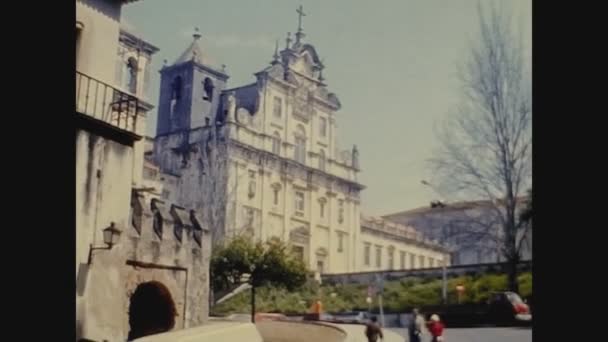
xmin=292 ymin=85 xmax=312 ymax=123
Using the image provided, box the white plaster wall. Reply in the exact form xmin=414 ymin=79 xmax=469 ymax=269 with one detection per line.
xmin=356 ymin=230 xmax=449 ymax=272
xmin=225 ymin=154 xmax=360 ymax=274
xmin=76 ymin=0 xmax=122 ymax=85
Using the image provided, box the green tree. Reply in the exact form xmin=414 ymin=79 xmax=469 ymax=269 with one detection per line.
xmin=210 ymin=236 xmax=309 ymax=322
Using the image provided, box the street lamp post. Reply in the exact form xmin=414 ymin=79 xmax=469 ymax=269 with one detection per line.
xmin=422 ymin=180 xmax=450 ymax=304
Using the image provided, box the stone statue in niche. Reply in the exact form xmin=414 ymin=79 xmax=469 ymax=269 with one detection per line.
xmin=352 ymin=145 xmax=359 ymax=169
xmin=225 ymin=92 xmax=236 ymax=120
xmin=293 ymin=86 xmax=312 ymax=121
xmin=236 ymin=108 xmax=251 ymax=125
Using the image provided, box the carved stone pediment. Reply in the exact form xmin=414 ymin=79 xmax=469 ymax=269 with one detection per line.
xmin=292 ymin=85 xmax=312 ymax=123
xmin=289 ymin=226 xmax=310 ymax=244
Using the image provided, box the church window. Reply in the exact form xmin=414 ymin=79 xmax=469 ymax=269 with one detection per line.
xmin=272 ymin=183 xmax=281 ymax=206
xmin=126 ymin=57 xmax=138 ymax=94
xmin=400 ymin=251 xmax=406 ymax=269
xmin=248 ymin=170 xmax=256 ymax=199
xmin=294 ymin=125 xmax=307 ymax=164
xmin=292 ymin=246 xmax=304 ymax=261
xmin=419 ymin=255 xmax=425 ymax=268
xmin=203 ymin=77 xmax=214 ymax=101
xmin=364 ymin=243 xmax=371 ymax=266
xmin=318 ymin=198 xmax=326 ymax=218
xmin=171 ymin=76 xmax=183 ymax=100
xmin=272 ymin=131 xmax=281 ymax=155
xmin=273 ymin=96 xmax=282 ymax=118
xmin=337 ymin=233 xmax=344 ymax=253
xmin=273 ymin=188 xmax=280 ymax=205
xmin=295 ymin=191 xmax=305 ymax=213
xmin=318 ymin=149 xmax=326 ymax=171
xmin=319 ymin=117 xmax=327 ymax=137
xmin=375 ymin=246 xmax=382 ymax=268
xmin=410 ymin=253 xmax=416 ymax=269
xmin=388 ymin=247 xmax=395 ymax=270
xmin=245 ymin=208 xmax=254 ymax=227
xmin=317 ymin=260 xmax=324 ymax=274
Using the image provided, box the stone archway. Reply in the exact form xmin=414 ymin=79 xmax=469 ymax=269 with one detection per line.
xmin=127 ymin=281 xmax=177 ymax=341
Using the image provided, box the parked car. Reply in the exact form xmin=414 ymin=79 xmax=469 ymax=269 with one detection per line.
xmin=332 ymin=311 xmax=371 ymax=324
xmin=421 ymin=291 xmax=532 ymax=327
xmin=487 ymin=291 xmax=532 ymax=324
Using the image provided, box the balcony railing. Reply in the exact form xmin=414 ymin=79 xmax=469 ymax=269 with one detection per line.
xmin=76 ymin=71 xmax=139 ymax=134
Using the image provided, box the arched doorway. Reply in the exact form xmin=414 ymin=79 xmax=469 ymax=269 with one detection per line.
xmin=127 ymin=281 xmax=177 ymax=341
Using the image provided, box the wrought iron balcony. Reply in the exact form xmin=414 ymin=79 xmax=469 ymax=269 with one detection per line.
xmin=76 ymin=71 xmax=140 ymax=135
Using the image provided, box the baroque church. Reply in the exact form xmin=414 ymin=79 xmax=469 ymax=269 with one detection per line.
xmin=147 ymin=9 xmax=448 ymax=275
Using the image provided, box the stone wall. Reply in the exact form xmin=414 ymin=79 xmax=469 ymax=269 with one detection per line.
xmin=321 ymin=261 xmax=532 ymax=286
xmin=76 ymin=190 xmax=211 ymax=341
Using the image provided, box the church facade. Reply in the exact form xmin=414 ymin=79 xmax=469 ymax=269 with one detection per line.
xmin=150 ymin=11 xmax=449 ymax=275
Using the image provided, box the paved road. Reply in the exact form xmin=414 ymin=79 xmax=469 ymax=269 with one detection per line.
xmin=388 ymin=327 xmax=532 ymax=342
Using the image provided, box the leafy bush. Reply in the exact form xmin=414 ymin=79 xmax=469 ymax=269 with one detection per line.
xmin=211 ymin=271 xmax=533 ymax=315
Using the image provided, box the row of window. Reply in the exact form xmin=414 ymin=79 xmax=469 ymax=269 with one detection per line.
xmin=248 ymin=174 xmax=345 ymax=223
xmin=272 ymin=96 xmax=328 ymax=137
xmin=363 ymin=243 xmax=441 ymax=270
xmin=271 ymin=188 xmax=344 ymax=223
xmin=271 ymin=132 xmax=326 ymax=170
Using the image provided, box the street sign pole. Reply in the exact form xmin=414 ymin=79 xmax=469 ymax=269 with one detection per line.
xmin=376 ymin=274 xmax=385 ymax=327
xmin=378 ymin=294 xmax=385 ymax=327
xmin=442 ymin=262 xmax=447 ymax=304
xmin=367 ymin=285 xmax=374 ymax=315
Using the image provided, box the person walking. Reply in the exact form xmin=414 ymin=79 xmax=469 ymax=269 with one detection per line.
xmin=365 ymin=316 xmax=384 ymax=342
xmin=426 ymin=314 xmax=445 ymax=342
xmin=408 ymin=308 xmax=425 ymax=342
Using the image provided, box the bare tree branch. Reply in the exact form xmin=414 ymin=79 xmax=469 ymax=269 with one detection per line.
xmin=428 ymin=2 xmax=531 ymax=291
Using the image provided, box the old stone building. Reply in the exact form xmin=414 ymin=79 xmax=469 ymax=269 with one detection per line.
xmin=76 ymin=1 xmax=211 ymax=340
xmin=383 ymin=199 xmax=532 ymax=265
xmin=148 ymin=8 xmax=450 ymax=275
xmin=358 ymin=216 xmax=449 ymax=271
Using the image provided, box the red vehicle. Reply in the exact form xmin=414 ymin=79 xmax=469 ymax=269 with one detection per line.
xmin=487 ymin=291 xmax=532 ymax=324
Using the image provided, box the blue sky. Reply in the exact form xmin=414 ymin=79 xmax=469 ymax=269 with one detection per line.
xmin=122 ymin=0 xmax=531 ymax=216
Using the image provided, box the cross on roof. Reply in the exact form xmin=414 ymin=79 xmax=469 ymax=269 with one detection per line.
xmin=296 ymin=5 xmax=306 ymax=32
xmin=193 ymin=27 xmax=201 ymax=40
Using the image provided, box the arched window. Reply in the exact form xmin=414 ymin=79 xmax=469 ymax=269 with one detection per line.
xmin=318 ymin=198 xmax=327 ymax=218
xmin=318 ymin=149 xmax=326 ymax=171
xmin=272 ymin=131 xmax=281 ymax=155
xmin=126 ymin=57 xmax=138 ymax=94
xmin=271 ymin=183 xmax=282 ymax=206
xmin=203 ymin=77 xmax=214 ymax=101
xmin=171 ymin=76 xmax=183 ymax=101
xmin=294 ymin=125 xmax=306 ymax=164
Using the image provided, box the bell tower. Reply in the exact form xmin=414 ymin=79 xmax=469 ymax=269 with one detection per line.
xmin=156 ymin=28 xmax=229 ymax=136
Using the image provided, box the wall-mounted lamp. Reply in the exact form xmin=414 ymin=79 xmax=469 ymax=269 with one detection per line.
xmin=87 ymin=222 xmax=122 ymax=264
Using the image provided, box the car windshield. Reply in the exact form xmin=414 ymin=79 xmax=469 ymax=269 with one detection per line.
xmin=506 ymin=292 xmax=524 ymax=304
